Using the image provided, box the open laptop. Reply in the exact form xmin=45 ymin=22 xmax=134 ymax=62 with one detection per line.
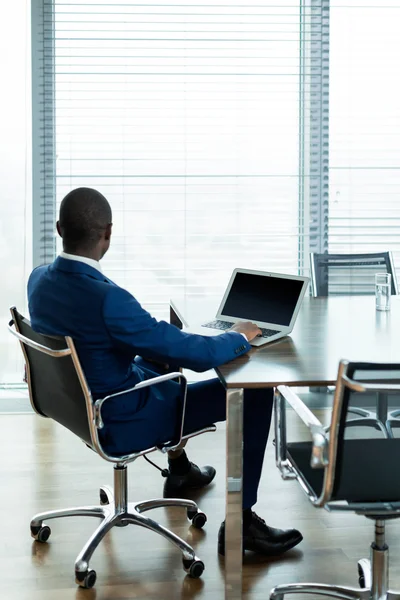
xmin=192 ymin=268 xmax=309 ymax=347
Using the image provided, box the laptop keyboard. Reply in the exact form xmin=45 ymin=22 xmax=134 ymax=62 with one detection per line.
xmin=202 ymin=320 xmax=280 ymax=338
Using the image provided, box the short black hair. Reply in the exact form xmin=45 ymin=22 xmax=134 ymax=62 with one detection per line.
xmin=58 ymin=187 xmax=112 ymax=252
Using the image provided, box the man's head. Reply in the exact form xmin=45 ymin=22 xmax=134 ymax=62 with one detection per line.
xmin=57 ymin=187 xmax=112 ymax=259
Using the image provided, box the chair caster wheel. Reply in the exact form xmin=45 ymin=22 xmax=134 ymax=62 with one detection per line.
xmin=76 ymin=569 xmax=97 ymax=589
xmin=357 ymin=558 xmax=371 ymax=589
xmin=358 ymin=563 xmax=365 ymax=587
xmin=31 ymin=524 xmax=51 ymax=542
xmin=99 ymin=489 xmax=109 ymax=505
xmin=187 ymin=508 xmax=207 ymax=529
xmin=183 ymin=557 xmax=205 ymax=578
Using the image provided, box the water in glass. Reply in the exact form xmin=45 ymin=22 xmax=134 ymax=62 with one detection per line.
xmin=375 ymin=273 xmax=391 ymax=311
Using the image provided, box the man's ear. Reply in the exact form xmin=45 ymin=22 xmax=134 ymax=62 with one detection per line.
xmin=105 ymin=223 xmax=112 ymax=241
xmin=56 ymin=221 xmax=62 ymax=238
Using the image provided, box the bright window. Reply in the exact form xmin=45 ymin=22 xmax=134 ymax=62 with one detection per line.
xmin=330 ymin=0 xmax=400 ymax=271
xmin=51 ymin=0 xmax=302 ymax=318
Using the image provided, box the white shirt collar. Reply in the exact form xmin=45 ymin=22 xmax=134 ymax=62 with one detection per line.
xmin=60 ymin=251 xmax=103 ymax=274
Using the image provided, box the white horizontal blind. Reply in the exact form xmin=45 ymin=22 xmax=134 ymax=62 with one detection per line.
xmin=46 ymin=0 xmax=303 ymax=317
xmin=329 ymin=0 xmax=400 ymax=276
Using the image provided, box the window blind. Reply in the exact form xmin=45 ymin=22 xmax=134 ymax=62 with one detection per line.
xmin=40 ymin=1 xmax=305 ymax=319
xmin=329 ymin=0 xmax=400 ymax=276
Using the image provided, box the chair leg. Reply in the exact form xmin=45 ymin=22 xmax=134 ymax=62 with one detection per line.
xmin=122 ymin=510 xmax=205 ymax=577
xmin=133 ymin=497 xmax=198 ymax=514
xmin=347 ymin=408 xmax=372 ymax=418
xmin=324 ymin=416 xmax=390 ymax=437
xmin=31 ymin=505 xmax=107 ymax=530
xmin=270 ymin=582 xmax=370 ymax=600
xmin=74 ymin=512 xmax=118 ymax=582
xmin=341 ymin=417 xmax=390 ymax=438
xmin=386 ymin=419 xmax=400 ymax=438
xmin=123 ymin=510 xmax=197 ymax=561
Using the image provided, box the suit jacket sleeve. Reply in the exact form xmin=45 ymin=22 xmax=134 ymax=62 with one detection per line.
xmin=102 ymin=285 xmax=251 ymax=372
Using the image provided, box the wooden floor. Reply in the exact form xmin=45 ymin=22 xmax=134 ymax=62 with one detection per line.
xmin=2 ymin=412 xmax=400 ymax=600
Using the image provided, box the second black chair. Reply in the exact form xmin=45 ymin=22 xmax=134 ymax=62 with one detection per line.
xmin=310 ymin=251 xmax=400 ymax=436
xmin=272 ymin=360 xmax=400 ymax=600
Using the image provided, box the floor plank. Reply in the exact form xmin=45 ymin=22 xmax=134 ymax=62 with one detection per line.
xmin=0 ymin=412 xmax=400 ymax=600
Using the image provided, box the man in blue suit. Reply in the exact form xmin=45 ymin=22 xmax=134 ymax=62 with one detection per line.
xmin=28 ymin=187 xmax=302 ymax=557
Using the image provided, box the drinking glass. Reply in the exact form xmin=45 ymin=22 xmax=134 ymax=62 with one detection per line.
xmin=375 ymin=273 xmax=391 ymax=311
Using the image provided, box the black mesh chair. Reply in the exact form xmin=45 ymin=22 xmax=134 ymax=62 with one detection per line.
xmin=9 ymin=307 xmax=216 ymax=588
xmin=310 ymin=251 xmax=400 ymax=436
xmin=272 ymin=360 xmax=400 ymax=600
xmin=310 ymin=251 xmax=398 ymax=297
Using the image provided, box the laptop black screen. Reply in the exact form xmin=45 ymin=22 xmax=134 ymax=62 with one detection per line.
xmin=220 ymin=272 xmax=304 ymax=327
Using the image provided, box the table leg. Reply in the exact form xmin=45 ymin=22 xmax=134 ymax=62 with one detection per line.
xmin=225 ymin=388 xmax=244 ymax=600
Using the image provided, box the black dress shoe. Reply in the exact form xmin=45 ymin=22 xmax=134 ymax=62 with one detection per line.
xmin=218 ymin=511 xmax=303 ymax=556
xmin=163 ymin=462 xmax=216 ymax=498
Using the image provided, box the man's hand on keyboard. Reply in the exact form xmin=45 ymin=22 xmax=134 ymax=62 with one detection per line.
xmin=228 ymin=321 xmax=262 ymax=342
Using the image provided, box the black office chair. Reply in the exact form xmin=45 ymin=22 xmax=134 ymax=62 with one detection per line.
xmin=8 ymin=307 xmax=216 ymax=588
xmin=272 ymin=360 xmax=400 ymax=600
xmin=310 ymin=251 xmax=398 ymax=297
xmin=310 ymin=251 xmax=400 ymax=436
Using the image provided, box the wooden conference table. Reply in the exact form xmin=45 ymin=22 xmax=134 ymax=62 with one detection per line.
xmin=171 ymin=295 xmax=400 ymax=600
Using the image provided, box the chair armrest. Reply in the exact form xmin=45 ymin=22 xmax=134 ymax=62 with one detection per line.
xmin=276 ymin=385 xmax=329 ymax=469
xmin=8 ymin=319 xmax=71 ymax=357
xmin=93 ymin=372 xmax=188 ymax=450
xmin=277 ymin=385 xmax=323 ymax=429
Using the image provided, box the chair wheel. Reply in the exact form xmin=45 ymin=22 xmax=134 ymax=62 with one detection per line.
xmin=76 ymin=569 xmax=97 ymax=589
xmin=357 ymin=564 xmax=365 ymax=588
xmin=31 ymin=524 xmax=51 ymax=543
xmin=187 ymin=509 xmax=207 ymax=529
xmin=183 ymin=557 xmax=204 ymax=578
xmin=357 ymin=558 xmax=371 ymax=589
xmin=187 ymin=507 xmax=197 ymax=519
xmin=99 ymin=489 xmax=109 ymax=505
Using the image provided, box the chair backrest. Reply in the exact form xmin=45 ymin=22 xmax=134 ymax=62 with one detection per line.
xmin=330 ymin=362 xmax=400 ymax=502
xmin=9 ymin=307 xmax=93 ymax=447
xmin=310 ymin=251 xmax=398 ymax=297
xmin=322 ymin=361 xmax=400 ymax=506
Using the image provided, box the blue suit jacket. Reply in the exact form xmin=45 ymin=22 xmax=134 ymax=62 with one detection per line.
xmin=27 ymin=257 xmax=250 ymax=450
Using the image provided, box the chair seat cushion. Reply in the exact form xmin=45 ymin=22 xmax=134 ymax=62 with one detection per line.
xmin=287 ymin=438 xmax=400 ymax=502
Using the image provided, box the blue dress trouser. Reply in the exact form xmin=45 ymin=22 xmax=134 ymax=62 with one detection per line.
xmin=133 ymin=360 xmax=274 ymax=509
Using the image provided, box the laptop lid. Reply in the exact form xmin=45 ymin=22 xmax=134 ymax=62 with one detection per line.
xmin=216 ymin=268 xmax=309 ymax=332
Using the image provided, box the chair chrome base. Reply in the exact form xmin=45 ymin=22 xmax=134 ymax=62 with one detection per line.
xmin=270 ymin=582 xmax=400 ymax=600
xmin=322 ymin=392 xmax=400 ymax=439
xmin=270 ymin=521 xmax=400 ymax=600
xmin=30 ymin=464 xmax=206 ymax=588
